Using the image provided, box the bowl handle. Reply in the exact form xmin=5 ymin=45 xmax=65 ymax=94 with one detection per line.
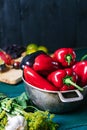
xmin=58 ymin=90 xmax=83 ymax=102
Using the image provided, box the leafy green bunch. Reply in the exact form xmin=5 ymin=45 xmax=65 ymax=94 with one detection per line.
xmin=0 ymin=93 xmax=59 ymax=130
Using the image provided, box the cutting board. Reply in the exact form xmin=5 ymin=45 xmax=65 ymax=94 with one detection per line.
xmin=0 ymin=68 xmax=23 ymax=85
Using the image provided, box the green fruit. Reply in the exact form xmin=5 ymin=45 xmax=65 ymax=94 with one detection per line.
xmin=26 ymin=49 xmax=37 ymax=55
xmin=38 ymin=45 xmax=48 ymax=53
xmin=26 ymin=43 xmax=38 ymax=51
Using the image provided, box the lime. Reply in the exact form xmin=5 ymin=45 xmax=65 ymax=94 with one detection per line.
xmin=26 ymin=48 xmax=37 ymax=55
xmin=38 ymin=45 xmax=48 ymax=53
xmin=26 ymin=43 xmax=38 ymax=51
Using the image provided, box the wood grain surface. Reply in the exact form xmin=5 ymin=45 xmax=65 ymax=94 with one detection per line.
xmin=0 ymin=68 xmax=23 ymax=85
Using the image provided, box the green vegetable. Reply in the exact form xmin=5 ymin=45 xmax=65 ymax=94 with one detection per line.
xmin=24 ymin=111 xmax=58 ymax=130
xmin=0 ymin=110 xmax=8 ymax=130
xmin=0 ymin=92 xmax=59 ymax=130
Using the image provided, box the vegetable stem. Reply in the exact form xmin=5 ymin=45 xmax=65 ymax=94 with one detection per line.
xmin=81 ymin=54 xmax=87 ymax=61
xmin=64 ymin=78 xmax=83 ymax=91
xmin=66 ymin=55 xmax=72 ymax=65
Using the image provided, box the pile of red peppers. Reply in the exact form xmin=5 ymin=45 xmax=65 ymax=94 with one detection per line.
xmin=22 ymin=48 xmax=87 ymax=91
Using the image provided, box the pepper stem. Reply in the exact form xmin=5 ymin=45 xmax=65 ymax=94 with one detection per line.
xmin=81 ymin=54 xmax=87 ymax=61
xmin=64 ymin=77 xmax=83 ymax=91
xmin=66 ymin=55 xmax=72 ymax=66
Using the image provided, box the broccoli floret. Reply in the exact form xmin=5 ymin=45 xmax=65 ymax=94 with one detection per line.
xmin=0 ymin=110 xmax=8 ymax=129
xmin=23 ymin=110 xmax=58 ymax=130
xmin=0 ymin=93 xmax=59 ymax=130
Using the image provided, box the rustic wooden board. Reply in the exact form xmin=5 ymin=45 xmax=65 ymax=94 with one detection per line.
xmin=0 ymin=68 xmax=23 ymax=85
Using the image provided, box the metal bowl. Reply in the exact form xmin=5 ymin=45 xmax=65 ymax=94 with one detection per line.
xmin=22 ymin=77 xmax=87 ymax=113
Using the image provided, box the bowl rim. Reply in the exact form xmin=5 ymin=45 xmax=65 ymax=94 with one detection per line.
xmin=22 ymin=76 xmax=87 ymax=94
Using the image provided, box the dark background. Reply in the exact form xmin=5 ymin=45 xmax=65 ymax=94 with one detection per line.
xmin=0 ymin=0 xmax=87 ymax=52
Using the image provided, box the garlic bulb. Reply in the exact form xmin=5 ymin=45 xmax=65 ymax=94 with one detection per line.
xmin=5 ymin=115 xmax=27 ymax=130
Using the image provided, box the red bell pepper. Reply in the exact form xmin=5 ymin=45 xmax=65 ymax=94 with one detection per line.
xmin=48 ymin=68 xmax=83 ymax=91
xmin=72 ymin=61 xmax=87 ymax=86
xmin=33 ymin=54 xmax=60 ymax=76
xmin=24 ymin=65 xmax=58 ymax=91
xmin=53 ymin=48 xmax=76 ymax=67
xmin=0 ymin=51 xmax=12 ymax=65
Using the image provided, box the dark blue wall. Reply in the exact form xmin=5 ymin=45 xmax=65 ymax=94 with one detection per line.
xmin=0 ymin=0 xmax=87 ymax=51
